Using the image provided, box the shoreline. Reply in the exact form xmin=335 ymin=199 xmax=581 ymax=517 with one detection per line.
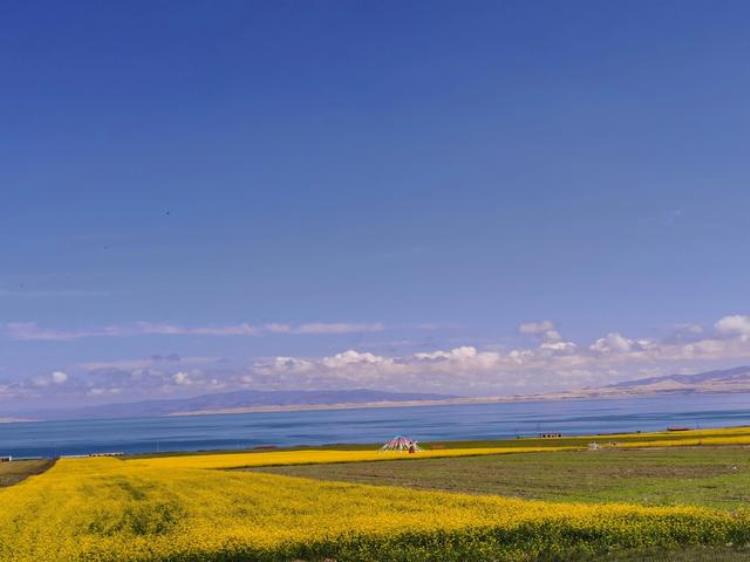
xmin=0 ymin=417 xmax=34 ymax=424
xmin=109 ymin=424 xmax=750 ymax=460
xmin=165 ymin=387 xmax=750 ymax=417
xmin=6 ymin=420 xmax=750 ymax=460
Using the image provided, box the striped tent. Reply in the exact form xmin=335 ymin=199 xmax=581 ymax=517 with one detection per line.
xmin=380 ymin=436 xmax=422 ymax=452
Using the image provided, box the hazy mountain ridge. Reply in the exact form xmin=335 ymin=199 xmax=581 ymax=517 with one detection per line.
xmin=605 ymin=366 xmax=750 ymax=392
xmin=27 ymin=389 xmax=455 ymax=421
xmin=14 ymin=367 xmax=750 ymax=422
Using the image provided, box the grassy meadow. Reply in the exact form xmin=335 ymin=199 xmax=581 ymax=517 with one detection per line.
xmin=1 ymin=428 xmax=749 ymax=561
xmin=254 ymin=446 xmax=750 ymax=510
xmin=0 ymin=459 xmax=54 ymax=488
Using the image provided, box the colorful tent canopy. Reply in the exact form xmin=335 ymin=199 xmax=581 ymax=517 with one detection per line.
xmin=380 ymin=436 xmax=422 ymax=452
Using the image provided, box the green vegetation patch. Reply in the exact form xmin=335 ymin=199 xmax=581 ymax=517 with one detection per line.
xmin=252 ymin=446 xmax=750 ymax=510
xmin=0 ymin=459 xmax=55 ymax=487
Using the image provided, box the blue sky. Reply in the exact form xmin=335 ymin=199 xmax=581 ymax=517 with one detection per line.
xmin=2 ymin=1 xmax=750 ymax=408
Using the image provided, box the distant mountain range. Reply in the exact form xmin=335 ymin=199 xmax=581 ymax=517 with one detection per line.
xmin=604 ymin=365 xmax=750 ymax=393
xmin=12 ymin=366 xmax=750 ymax=422
xmin=28 ymin=389 xmax=455 ymax=421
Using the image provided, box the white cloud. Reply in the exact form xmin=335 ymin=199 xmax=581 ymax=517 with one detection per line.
xmin=590 ymin=332 xmax=634 ymax=353
xmin=5 ymin=322 xmax=98 ymax=341
xmin=414 ymin=346 xmax=479 ymax=361
xmin=8 ymin=313 xmax=750 ymax=401
xmin=247 ymin=313 xmax=750 ymax=394
xmin=135 ymin=322 xmax=259 ymax=337
xmin=322 ymin=350 xmax=391 ymax=368
xmin=716 ymin=315 xmax=750 ymax=341
xmin=172 ymin=372 xmax=191 ymax=385
xmin=414 ymin=346 xmax=502 ymax=371
xmin=294 ymin=323 xmax=384 ymax=335
xmin=674 ymin=323 xmax=703 ymax=335
xmin=508 ymin=349 xmax=534 ymax=364
xmin=519 ymin=320 xmax=556 ymax=335
xmin=87 ymin=387 xmax=122 ymax=397
xmin=267 ymin=356 xmax=315 ymax=373
xmin=30 ymin=370 xmax=70 ymax=387
xmin=264 ymin=323 xmax=292 ymax=334
xmin=0 ymin=384 xmax=14 ymax=399
xmin=519 ymin=320 xmax=565 ymax=344
xmin=665 ymin=323 xmax=705 ymax=344
xmin=0 ymin=288 xmax=109 ymax=298
xmin=79 ymin=355 xmax=218 ymax=371
xmin=540 ymin=341 xmax=577 ymax=353
xmin=3 ymin=321 xmax=387 ymax=341
xmin=543 ymin=330 xmax=563 ymax=342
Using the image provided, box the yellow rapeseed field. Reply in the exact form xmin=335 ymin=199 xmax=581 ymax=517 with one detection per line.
xmin=134 ymin=445 xmax=576 ymax=470
xmin=593 ymin=426 xmax=750 ymax=445
xmin=133 ymin=426 xmax=750 ymax=472
xmin=2 ymin=429 xmax=750 ymax=561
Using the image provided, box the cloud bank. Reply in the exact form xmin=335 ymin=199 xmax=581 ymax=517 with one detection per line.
xmin=4 ymin=314 xmax=750 ymax=404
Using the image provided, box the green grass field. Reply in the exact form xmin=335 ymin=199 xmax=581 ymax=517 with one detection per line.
xmin=253 ymin=445 xmax=750 ymax=510
xmin=250 ymin=445 xmax=750 ymax=559
xmin=0 ymin=459 xmax=54 ymax=487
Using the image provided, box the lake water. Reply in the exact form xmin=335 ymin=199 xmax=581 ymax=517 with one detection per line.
xmin=2 ymin=393 xmax=750 ymax=457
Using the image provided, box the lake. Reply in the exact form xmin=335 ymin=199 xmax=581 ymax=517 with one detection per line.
xmin=2 ymin=392 xmax=750 ymax=457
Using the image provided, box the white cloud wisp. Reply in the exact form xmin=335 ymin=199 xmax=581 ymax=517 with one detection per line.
xmin=4 ymin=315 xmax=750 ymax=402
xmin=3 ymin=321 xmax=386 ymax=341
